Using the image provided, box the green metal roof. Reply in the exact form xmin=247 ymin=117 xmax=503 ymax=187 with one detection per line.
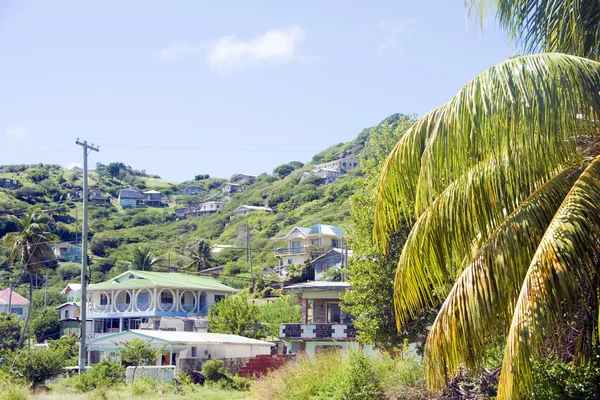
xmin=88 ymin=270 xmax=237 ymax=292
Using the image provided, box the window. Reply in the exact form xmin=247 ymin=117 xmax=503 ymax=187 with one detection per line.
xmin=161 ymin=292 xmax=173 ymax=304
xmin=310 ymin=239 xmax=320 ymax=246
xmin=11 ymin=307 xmax=23 ymax=316
xmin=100 ymin=294 xmax=109 ymax=305
xmin=327 ymin=303 xmax=341 ymax=323
xmin=191 ymin=347 xmax=197 ymax=357
xmin=214 ymin=295 xmax=225 ymax=303
xmin=65 ymin=310 xmax=70 ymax=319
xmin=322 ymin=263 xmax=328 ymax=272
xmin=331 ymin=239 xmax=339 ymax=248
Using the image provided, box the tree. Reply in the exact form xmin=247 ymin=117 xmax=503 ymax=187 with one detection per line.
xmin=12 ymin=346 xmax=66 ymax=387
xmin=273 ymin=161 xmax=304 ymax=178
xmin=27 ymin=168 xmax=49 ymax=184
xmin=208 ymin=291 xmax=269 ymax=339
xmin=374 ymin=55 xmax=600 ymax=400
xmin=119 ymin=338 xmax=161 ymax=380
xmin=343 ymin=118 xmax=434 ymax=352
xmin=194 ymin=174 xmax=210 ymax=181
xmin=0 ymin=314 xmax=23 ymax=353
xmin=31 ymin=307 xmax=60 ymax=342
xmin=106 ymin=162 xmax=125 ymax=178
xmin=257 ymin=295 xmax=302 ymax=337
xmin=3 ymin=209 xmax=58 ymax=347
xmin=186 ymin=239 xmax=212 ymax=272
xmin=128 ymin=246 xmax=162 ymax=271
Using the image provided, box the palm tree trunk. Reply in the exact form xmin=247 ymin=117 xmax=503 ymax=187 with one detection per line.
xmin=17 ymin=273 xmax=34 ymax=348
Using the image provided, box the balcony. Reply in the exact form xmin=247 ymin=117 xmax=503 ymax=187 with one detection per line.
xmin=274 ymin=245 xmax=334 ymax=257
xmin=279 ymin=323 xmax=356 ymax=339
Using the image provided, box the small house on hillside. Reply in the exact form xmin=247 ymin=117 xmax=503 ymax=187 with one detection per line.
xmin=0 ymin=178 xmax=19 ymax=189
xmin=312 ymin=248 xmax=353 ymax=281
xmin=182 ymin=185 xmax=204 ymax=196
xmin=52 ymin=242 xmax=82 ymax=263
xmin=232 ymin=205 xmax=273 ymax=218
xmin=0 ymin=288 xmax=29 ymax=319
xmin=118 ymin=187 xmax=143 ymax=208
xmin=143 ymin=190 xmax=163 ymax=207
xmin=272 ymin=224 xmax=346 ymax=267
xmin=186 ymin=201 xmax=225 ymax=217
xmin=89 ymin=189 xmax=111 ymax=205
xmin=230 ymin=174 xmax=256 ymax=184
xmin=300 ymin=157 xmax=360 ymax=184
xmin=222 ymin=183 xmax=242 ymax=194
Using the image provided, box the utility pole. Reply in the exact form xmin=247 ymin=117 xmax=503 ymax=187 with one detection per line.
xmin=247 ymin=225 xmax=254 ymax=293
xmin=76 ymin=139 xmax=99 ymax=375
xmin=7 ymin=282 xmax=13 ymax=313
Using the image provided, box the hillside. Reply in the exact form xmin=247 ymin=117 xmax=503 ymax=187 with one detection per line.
xmin=0 ymin=113 xmax=415 ymax=297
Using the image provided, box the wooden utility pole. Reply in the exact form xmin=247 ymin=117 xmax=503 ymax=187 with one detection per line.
xmin=75 ymin=139 xmax=99 ymax=374
xmin=7 ymin=282 xmax=13 ymax=312
xmin=247 ymin=225 xmax=254 ymax=293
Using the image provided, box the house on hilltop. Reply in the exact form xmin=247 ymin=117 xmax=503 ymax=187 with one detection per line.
xmin=186 ymin=201 xmax=225 ymax=217
xmin=230 ymin=174 xmax=256 ymax=184
xmin=182 ymin=185 xmax=204 ymax=196
xmin=143 ymin=190 xmax=163 ymax=207
xmin=85 ymin=270 xmax=237 ymax=338
xmin=312 ymin=248 xmax=353 ymax=281
xmin=300 ymin=157 xmax=360 ymax=184
xmin=52 ymin=242 xmax=82 ymax=263
xmin=0 ymin=178 xmax=19 ymax=189
xmin=222 ymin=182 xmax=242 ymax=195
xmin=271 ymin=224 xmax=346 ymax=267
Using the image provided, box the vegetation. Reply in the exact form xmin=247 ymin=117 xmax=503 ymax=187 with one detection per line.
xmin=119 ymin=338 xmax=162 ymax=380
xmin=208 ymin=291 xmax=269 ymax=339
xmin=373 ymin=2 xmax=600 ymax=399
xmin=9 ymin=346 xmax=67 ymax=387
xmin=127 ymin=247 xmax=162 ymax=271
xmin=0 ymin=314 xmax=22 ymax=353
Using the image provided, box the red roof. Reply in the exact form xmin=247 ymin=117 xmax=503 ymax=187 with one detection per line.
xmin=0 ymin=288 xmax=29 ymax=305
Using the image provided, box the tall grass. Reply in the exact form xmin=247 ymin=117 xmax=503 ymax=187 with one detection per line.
xmin=249 ymin=349 xmax=427 ymax=400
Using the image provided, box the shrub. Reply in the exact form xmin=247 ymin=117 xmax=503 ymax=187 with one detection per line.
xmin=326 ymin=351 xmax=385 ymax=400
xmin=0 ymin=381 xmax=30 ymax=400
xmin=202 ymin=359 xmax=228 ymax=382
xmin=532 ymin=353 xmax=600 ymax=400
xmin=0 ymin=314 xmax=23 ymax=353
xmin=12 ymin=347 xmax=66 ymax=387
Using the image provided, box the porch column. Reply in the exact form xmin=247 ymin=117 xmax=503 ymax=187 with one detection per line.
xmin=301 ymin=298 xmax=308 ymax=324
xmin=119 ymin=317 xmax=123 ymax=332
xmin=175 ymin=290 xmax=180 ymax=312
xmin=153 ymin=288 xmax=158 ymax=311
xmin=110 ymin=290 xmax=115 ymax=313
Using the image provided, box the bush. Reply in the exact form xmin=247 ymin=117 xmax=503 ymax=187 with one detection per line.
xmin=326 ymin=351 xmax=385 ymax=400
xmin=0 ymin=314 xmax=23 ymax=353
xmin=12 ymin=347 xmax=66 ymax=387
xmin=68 ymin=359 xmax=125 ymax=392
xmin=0 ymin=380 xmax=30 ymax=400
xmin=202 ymin=359 xmax=228 ymax=382
xmin=30 ymin=307 xmax=60 ymax=342
xmin=532 ymin=353 xmax=600 ymax=400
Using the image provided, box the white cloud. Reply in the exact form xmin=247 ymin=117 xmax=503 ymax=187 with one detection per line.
xmin=207 ymin=24 xmax=307 ymax=74
xmin=154 ymin=44 xmax=198 ymax=60
xmin=65 ymin=162 xmax=82 ymax=170
xmin=5 ymin=123 xmax=29 ymax=138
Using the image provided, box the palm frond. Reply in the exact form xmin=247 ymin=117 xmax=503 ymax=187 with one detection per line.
xmin=423 ymin=165 xmax=583 ymax=392
xmin=374 ymin=53 xmax=600 ymax=251
xmin=468 ymin=0 xmax=600 ymax=61
xmin=497 ymin=156 xmax=600 ymax=399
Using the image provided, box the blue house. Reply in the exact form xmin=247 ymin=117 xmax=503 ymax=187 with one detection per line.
xmin=117 ymin=187 xmax=143 ymax=208
xmin=312 ymin=248 xmax=353 ymax=280
xmin=52 ymin=242 xmax=83 ymax=263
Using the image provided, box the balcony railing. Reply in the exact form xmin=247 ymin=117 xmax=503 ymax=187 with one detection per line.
xmin=181 ymin=304 xmax=195 ymax=312
xmin=279 ymin=323 xmax=357 ymax=339
xmin=274 ymin=245 xmax=337 ymax=256
xmin=115 ymin=303 xmax=130 ymax=312
xmin=86 ymin=332 xmax=113 ymax=340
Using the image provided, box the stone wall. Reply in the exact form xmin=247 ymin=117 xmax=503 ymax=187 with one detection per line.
xmin=179 ymin=357 xmax=251 ymax=375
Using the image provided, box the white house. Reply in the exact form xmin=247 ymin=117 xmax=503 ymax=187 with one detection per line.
xmin=85 ymin=329 xmax=274 ymax=367
xmin=231 ymin=205 xmax=273 ymax=218
xmin=61 ymin=283 xmax=82 ymax=302
xmin=300 ymin=157 xmax=360 ymax=184
xmin=272 ymin=224 xmax=346 ymax=267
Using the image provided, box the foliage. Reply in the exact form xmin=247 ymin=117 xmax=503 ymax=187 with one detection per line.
xmin=30 ymin=307 xmax=60 ymax=342
xmin=0 ymin=380 xmax=30 ymax=400
xmin=49 ymin=335 xmax=79 ymax=366
xmin=128 ymin=247 xmax=162 ymax=271
xmin=68 ymin=359 xmax=125 ymax=392
xmin=202 ymin=359 xmax=250 ymax=391
xmin=0 ymin=314 xmax=23 ymax=354
xmin=273 ymin=161 xmax=304 ymax=178
xmin=257 ymin=295 xmax=301 ymax=337
xmin=106 ymin=162 xmax=125 ymax=178
xmin=208 ymin=291 xmax=269 ymax=339
xmin=118 ymin=338 xmax=160 ymax=368
xmin=249 ymin=349 xmax=426 ymax=400
xmin=531 ymin=352 xmax=600 ymax=400
xmin=11 ymin=346 xmax=66 ymax=387
xmin=186 ymin=239 xmax=212 ymax=272
xmin=373 ymin=52 xmax=600 ymax=399
xmin=195 ymin=174 xmax=210 ymax=181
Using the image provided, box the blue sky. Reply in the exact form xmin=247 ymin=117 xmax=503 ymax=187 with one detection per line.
xmin=0 ymin=1 xmax=516 ymax=182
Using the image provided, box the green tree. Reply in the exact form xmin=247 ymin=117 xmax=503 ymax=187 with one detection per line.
xmin=208 ymin=291 xmax=268 ymax=339
xmin=12 ymin=346 xmax=66 ymax=387
xmin=128 ymin=246 xmax=162 ymax=271
xmin=0 ymin=314 xmax=23 ymax=353
xmin=258 ymin=295 xmax=301 ymax=337
xmin=186 ymin=239 xmax=212 ymax=272
xmin=374 ymin=6 xmax=600 ymax=397
xmin=27 ymin=168 xmax=49 ymax=184
xmin=106 ymin=162 xmax=125 ymax=178
xmin=273 ymin=161 xmax=304 ymax=178
xmin=3 ymin=209 xmax=58 ymax=347
xmin=49 ymin=335 xmax=79 ymax=366
xmin=118 ymin=338 xmax=161 ymax=380
xmin=31 ymin=307 xmax=60 ymax=342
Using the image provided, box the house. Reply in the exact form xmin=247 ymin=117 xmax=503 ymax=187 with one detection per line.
xmin=0 ymin=178 xmax=19 ymax=189
xmin=117 ymin=187 xmax=143 ymax=208
xmin=232 ymin=205 xmax=273 ymax=218
xmin=143 ymin=190 xmax=163 ymax=207
xmin=312 ymin=248 xmax=353 ymax=281
xmin=271 ymin=224 xmax=346 ymax=267
xmin=0 ymin=288 xmax=29 ymax=319
xmin=186 ymin=201 xmax=225 ymax=217
xmin=222 ymin=183 xmax=242 ymax=194
xmin=300 ymin=157 xmax=360 ymax=184
xmin=279 ymin=281 xmax=357 ymax=355
xmin=85 ymin=329 xmax=274 ymax=369
xmin=85 ymin=270 xmax=237 ymax=337
xmin=182 ymin=185 xmax=204 ymax=196
xmin=89 ymin=189 xmax=111 ymax=205
xmin=230 ymin=174 xmax=256 ymax=184
xmin=61 ymin=283 xmax=82 ymax=302
xmin=198 ymin=265 xmax=225 ymax=278
xmin=174 ymin=208 xmax=187 ymax=219
xmin=52 ymin=242 xmax=82 ymax=263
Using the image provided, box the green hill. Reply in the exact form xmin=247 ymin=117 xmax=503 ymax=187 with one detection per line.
xmin=0 ymin=113 xmax=415 ymax=297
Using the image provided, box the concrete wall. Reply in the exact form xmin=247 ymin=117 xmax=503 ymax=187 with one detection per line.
xmin=178 ymin=357 xmax=251 ymax=375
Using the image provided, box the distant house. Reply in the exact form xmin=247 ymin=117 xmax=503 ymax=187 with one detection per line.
xmin=0 ymin=288 xmax=29 ymax=319
xmin=0 ymin=178 xmax=19 ymax=190
xmin=222 ymin=183 xmax=242 ymax=194
xmin=300 ymin=157 xmax=360 ymax=184
xmin=312 ymin=248 xmax=353 ymax=281
xmin=182 ymin=185 xmax=204 ymax=196
xmin=186 ymin=201 xmax=225 ymax=217
xmin=199 ymin=265 xmax=225 ymax=278
xmin=272 ymin=224 xmax=346 ymax=267
xmin=174 ymin=208 xmax=187 ymax=219
xmin=143 ymin=190 xmax=163 ymax=207
xmin=230 ymin=174 xmax=256 ymax=184
xmin=61 ymin=283 xmax=82 ymax=302
xmin=52 ymin=242 xmax=82 ymax=263
xmin=89 ymin=189 xmax=111 ymax=205
xmin=232 ymin=205 xmax=273 ymax=218
xmin=118 ymin=187 xmax=143 ymax=208
xmin=56 ymin=283 xmax=92 ymax=337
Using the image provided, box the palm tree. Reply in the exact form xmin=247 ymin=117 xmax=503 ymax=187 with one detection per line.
xmin=373 ymin=3 xmax=600 ymax=395
xmin=128 ymin=247 xmax=162 ymax=271
xmin=3 ymin=209 xmax=58 ymax=347
xmin=186 ymin=239 xmax=212 ymax=272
